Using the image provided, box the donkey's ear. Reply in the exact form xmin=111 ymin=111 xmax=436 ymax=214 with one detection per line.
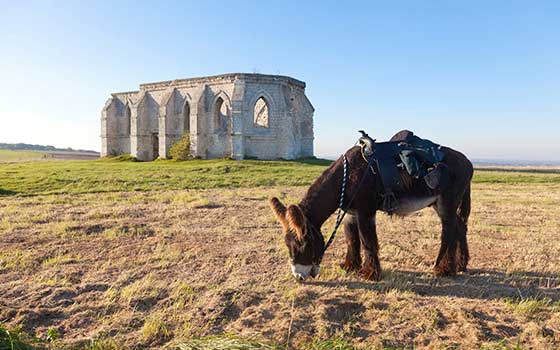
xmin=286 ymin=205 xmax=305 ymax=240
xmin=269 ymin=197 xmax=288 ymax=229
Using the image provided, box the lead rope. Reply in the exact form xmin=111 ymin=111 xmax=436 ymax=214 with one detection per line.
xmin=320 ymin=153 xmax=373 ymax=262
xmin=322 ymin=154 xmax=348 ymax=254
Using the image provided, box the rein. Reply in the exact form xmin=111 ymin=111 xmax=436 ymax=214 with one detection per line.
xmin=320 ymin=152 xmax=372 ymax=260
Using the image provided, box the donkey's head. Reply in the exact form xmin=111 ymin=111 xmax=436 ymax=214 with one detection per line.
xmin=269 ymin=197 xmax=324 ymax=281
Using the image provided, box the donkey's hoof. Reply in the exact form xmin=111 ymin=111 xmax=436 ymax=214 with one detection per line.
xmin=456 ymin=259 xmax=469 ymax=273
xmin=359 ymin=266 xmax=382 ymax=281
xmin=456 ymin=264 xmax=468 ymax=273
xmin=433 ymin=265 xmax=457 ymax=277
xmin=340 ymin=260 xmax=361 ymax=272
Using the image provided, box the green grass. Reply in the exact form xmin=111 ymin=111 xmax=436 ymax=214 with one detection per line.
xmin=0 ymin=158 xmax=558 ymax=197
xmin=472 ymin=170 xmax=560 ymax=184
xmin=0 ymin=149 xmax=48 ymax=162
xmin=302 ymin=337 xmax=361 ymax=350
xmin=0 ymin=325 xmax=34 ymax=350
xmin=481 ymin=338 xmax=526 ymax=350
xmin=170 ymin=335 xmax=360 ymax=350
xmin=172 ymin=334 xmax=282 ymax=350
xmin=503 ymin=297 xmax=553 ymax=316
xmin=0 ymin=158 xmax=329 ymax=196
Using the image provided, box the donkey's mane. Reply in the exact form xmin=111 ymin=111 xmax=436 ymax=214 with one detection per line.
xmin=298 ymin=156 xmax=346 ymax=226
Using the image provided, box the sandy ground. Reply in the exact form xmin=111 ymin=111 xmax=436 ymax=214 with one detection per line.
xmin=0 ymin=183 xmax=559 ymax=349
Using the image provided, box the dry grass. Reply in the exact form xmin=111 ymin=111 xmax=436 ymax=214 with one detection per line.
xmin=0 ymin=181 xmax=559 ymax=349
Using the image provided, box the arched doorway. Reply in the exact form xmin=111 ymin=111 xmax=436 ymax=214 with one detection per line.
xmin=183 ymin=101 xmax=190 ymax=134
xmin=151 ymin=133 xmax=159 ymax=159
xmin=122 ymin=104 xmax=131 ymax=154
xmin=208 ymin=95 xmax=232 ymax=158
xmin=124 ymin=105 xmax=131 ymax=135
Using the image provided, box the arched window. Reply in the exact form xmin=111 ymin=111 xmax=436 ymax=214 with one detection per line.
xmin=213 ymin=97 xmax=228 ymax=131
xmin=254 ymin=97 xmax=269 ymax=128
xmin=123 ymin=105 xmax=131 ymax=136
xmin=183 ymin=101 xmax=190 ymax=133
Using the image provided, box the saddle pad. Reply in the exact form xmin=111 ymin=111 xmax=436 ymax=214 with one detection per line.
xmin=372 ymin=141 xmax=404 ymax=195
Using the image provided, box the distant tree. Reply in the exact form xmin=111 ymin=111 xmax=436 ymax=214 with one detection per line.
xmin=0 ymin=143 xmax=97 ymax=153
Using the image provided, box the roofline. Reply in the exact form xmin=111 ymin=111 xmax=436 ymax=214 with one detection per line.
xmin=111 ymin=90 xmax=139 ymax=97
xmin=138 ymin=73 xmax=306 ymax=90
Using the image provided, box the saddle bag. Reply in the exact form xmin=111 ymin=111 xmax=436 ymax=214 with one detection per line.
xmin=423 ymin=162 xmax=449 ymax=190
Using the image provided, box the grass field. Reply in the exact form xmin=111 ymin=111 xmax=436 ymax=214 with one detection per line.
xmin=0 ymin=149 xmax=48 ymax=162
xmin=1 ymin=158 xmax=559 ymax=198
xmin=0 ymin=150 xmax=99 ymax=165
xmin=0 ymin=159 xmax=559 ymax=349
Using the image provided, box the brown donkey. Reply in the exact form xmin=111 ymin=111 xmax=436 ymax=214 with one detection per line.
xmin=269 ymin=133 xmax=473 ymax=281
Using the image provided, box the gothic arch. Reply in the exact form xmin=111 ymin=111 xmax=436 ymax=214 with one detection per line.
xmin=123 ymin=103 xmax=131 ymax=136
xmin=249 ymin=90 xmax=277 ymax=111
xmin=210 ymin=91 xmax=232 ymax=133
xmin=254 ymin=97 xmax=269 ymax=128
xmin=206 ymin=90 xmax=233 ymax=158
xmin=182 ymin=94 xmax=192 ymax=133
xmin=249 ymin=90 xmax=276 ymax=129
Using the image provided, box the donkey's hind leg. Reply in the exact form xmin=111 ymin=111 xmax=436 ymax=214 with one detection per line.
xmin=433 ymin=198 xmax=461 ymax=276
xmin=340 ymin=215 xmax=361 ymax=272
xmin=456 ymin=184 xmax=471 ymax=272
xmin=456 ymin=215 xmax=469 ymax=272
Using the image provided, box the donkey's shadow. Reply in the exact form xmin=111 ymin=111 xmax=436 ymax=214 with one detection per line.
xmin=310 ymin=268 xmax=560 ymax=301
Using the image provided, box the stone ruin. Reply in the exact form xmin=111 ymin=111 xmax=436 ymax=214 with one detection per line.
xmin=101 ymin=73 xmax=314 ymax=160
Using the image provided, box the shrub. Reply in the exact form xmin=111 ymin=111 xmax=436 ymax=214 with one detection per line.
xmin=169 ymin=134 xmax=191 ymax=161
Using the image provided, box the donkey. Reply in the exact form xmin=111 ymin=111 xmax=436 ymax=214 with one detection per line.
xmin=269 ymin=132 xmax=473 ymax=281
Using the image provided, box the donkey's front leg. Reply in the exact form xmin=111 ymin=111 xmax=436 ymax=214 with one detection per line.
xmin=340 ymin=215 xmax=361 ymax=272
xmin=357 ymin=212 xmax=382 ymax=281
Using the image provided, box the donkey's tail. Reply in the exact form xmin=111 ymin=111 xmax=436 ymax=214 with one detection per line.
xmin=458 ymin=183 xmax=471 ymax=225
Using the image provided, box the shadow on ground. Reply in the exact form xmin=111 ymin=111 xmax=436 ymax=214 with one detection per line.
xmin=0 ymin=188 xmax=17 ymax=196
xmin=310 ymin=269 xmax=560 ymax=301
xmin=292 ymin=157 xmax=333 ymax=166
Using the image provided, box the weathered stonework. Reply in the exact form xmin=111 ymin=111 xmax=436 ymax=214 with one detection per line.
xmin=101 ymin=73 xmax=314 ymax=161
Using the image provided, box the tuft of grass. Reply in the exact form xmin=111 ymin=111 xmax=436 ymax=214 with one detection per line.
xmin=84 ymin=336 xmax=128 ymax=350
xmin=0 ymin=325 xmax=34 ymax=350
xmin=105 ymin=273 xmax=164 ymax=307
xmin=141 ymin=315 xmax=171 ymax=343
xmin=481 ymin=338 xmax=525 ymax=350
xmin=42 ymin=253 xmax=78 ymax=267
xmin=46 ymin=327 xmax=60 ymax=342
xmin=504 ymin=297 xmax=551 ymax=316
xmin=119 ymin=273 xmax=163 ymax=305
xmin=172 ymin=282 xmax=197 ymax=308
xmin=0 ymin=249 xmax=35 ymax=271
xmin=172 ymin=334 xmax=281 ymax=350
xmin=302 ymin=336 xmax=360 ymax=350
xmin=103 ymin=224 xmax=153 ymax=239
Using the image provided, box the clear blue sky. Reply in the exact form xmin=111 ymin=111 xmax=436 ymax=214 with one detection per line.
xmin=1 ymin=1 xmax=559 ymax=160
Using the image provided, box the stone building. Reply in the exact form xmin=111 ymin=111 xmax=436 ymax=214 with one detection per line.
xmin=100 ymin=73 xmax=314 ymax=160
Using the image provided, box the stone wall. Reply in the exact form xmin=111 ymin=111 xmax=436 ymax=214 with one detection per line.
xmin=100 ymin=73 xmax=314 ymax=161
